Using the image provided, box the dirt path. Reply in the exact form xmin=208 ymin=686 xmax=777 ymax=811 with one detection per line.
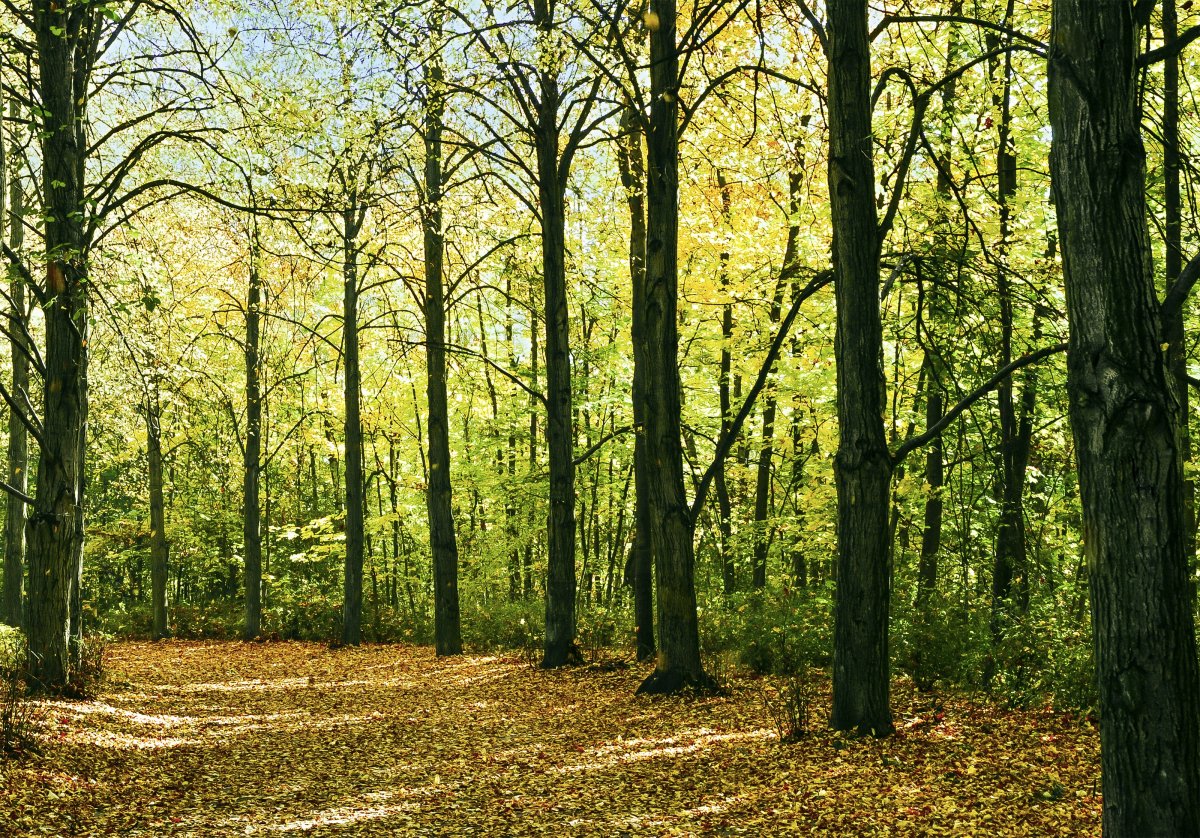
xmin=0 ymin=641 xmax=1100 ymax=836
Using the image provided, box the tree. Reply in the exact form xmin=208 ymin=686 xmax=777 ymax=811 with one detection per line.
xmin=1047 ymin=0 xmax=1200 ymax=832
xmin=826 ymin=0 xmax=893 ymax=737
xmin=421 ymin=13 xmax=462 ymax=656
xmin=1 ymin=93 xmax=27 ymax=629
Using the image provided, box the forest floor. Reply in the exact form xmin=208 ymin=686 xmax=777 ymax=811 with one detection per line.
xmin=0 ymin=641 xmax=1100 ymax=837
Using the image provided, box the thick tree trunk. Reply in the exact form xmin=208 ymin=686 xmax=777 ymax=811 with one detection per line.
xmin=147 ymin=395 xmax=169 ymax=639
xmin=637 ymin=0 xmax=712 ymax=694
xmin=423 ymin=37 xmax=462 ymax=656
xmin=242 ymin=238 xmax=263 ymax=641
xmin=1047 ymin=2 xmax=1200 ymax=833
xmin=827 ymin=0 xmax=893 ymax=737
xmin=2 ymin=98 xmax=27 ymax=629
xmin=341 ymin=209 xmax=365 ymax=646
xmin=617 ymin=102 xmax=655 ymax=661
xmin=534 ymin=0 xmax=578 ymax=668
xmin=26 ymin=0 xmax=91 ymax=692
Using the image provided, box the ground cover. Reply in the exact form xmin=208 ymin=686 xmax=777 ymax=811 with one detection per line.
xmin=0 ymin=641 xmax=1100 ymax=836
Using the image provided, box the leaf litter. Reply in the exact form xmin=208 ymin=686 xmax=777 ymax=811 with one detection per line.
xmin=0 ymin=641 xmax=1101 ymax=836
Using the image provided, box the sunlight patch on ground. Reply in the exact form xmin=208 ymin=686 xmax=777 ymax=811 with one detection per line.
xmin=554 ymin=727 xmax=773 ymax=772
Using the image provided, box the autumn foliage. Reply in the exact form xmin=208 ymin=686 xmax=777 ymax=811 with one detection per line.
xmin=0 ymin=641 xmax=1100 ymax=835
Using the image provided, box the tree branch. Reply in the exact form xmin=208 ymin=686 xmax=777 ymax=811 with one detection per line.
xmin=891 ymin=342 xmax=1068 ymax=466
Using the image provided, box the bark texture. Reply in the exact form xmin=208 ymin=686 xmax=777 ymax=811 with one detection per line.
xmin=616 ymin=102 xmax=655 ymax=662
xmin=2 ymin=98 xmax=26 ymax=629
xmin=423 ymin=37 xmax=463 ymax=656
xmin=341 ymin=209 xmax=365 ymax=646
xmin=535 ymin=0 xmax=578 ymax=668
xmin=827 ymin=0 xmax=893 ymax=736
xmin=637 ymin=0 xmax=711 ymax=694
xmin=1047 ymin=2 xmax=1200 ymax=833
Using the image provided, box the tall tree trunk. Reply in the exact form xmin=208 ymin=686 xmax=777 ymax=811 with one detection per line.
xmin=750 ymin=174 xmax=801 ymax=590
xmin=988 ymin=2 xmax=1031 ymax=633
xmin=637 ymin=0 xmax=712 ymax=694
xmin=2 ymin=97 xmax=27 ymax=629
xmin=1048 ymin=2 xmax=1200 ymax=833
xmin=423 ymin=31 xmax=462 ymax=656
xmin=147 ymin=388 xmax=169 ymax=639
xmin=915 ymin=6 xmax=960 ymax=609
xmin=341 ymin=208 xmax=365 ymax=646
xmin=827 ymin=0 xmax=893 ymax=736
xmin=26 ymin=0 xmax=91 ymax=691
xmin=535 ymin=0 xmax=578 ymax=668
xmin=242 ymin=228 xmax=263 ymax=641
xmin=715 ymin=169 xmax=736 ymax=596
xmin=915 ymin=353 xmax=943 ymax=608
xmin=617 ymin=102 xmax=655 ymax=661
xmin=1162 ymin=0 xmax=1194 ymax=563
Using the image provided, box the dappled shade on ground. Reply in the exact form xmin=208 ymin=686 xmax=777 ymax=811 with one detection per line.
xmin=0 ymin=641 xmax=1100 ymax=835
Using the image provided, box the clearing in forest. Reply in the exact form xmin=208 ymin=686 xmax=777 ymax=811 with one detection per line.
xmin=0 ymin=641 xmax=1100 ymax=836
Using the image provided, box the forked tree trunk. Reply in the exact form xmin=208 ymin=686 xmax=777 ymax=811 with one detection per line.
xmin=1048 ymin=2 xmax=1200 ymax=833
xmin=535 ymin=0 xmax=578 ymax=668
xmin=423 ymin=27 xmax=462 ymax=656
xmin=827 ymin=0 xmax=893 ymax=737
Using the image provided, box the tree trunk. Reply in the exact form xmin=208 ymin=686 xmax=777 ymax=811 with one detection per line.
xmin=533 ymin=0 xmax=578 ymax=668
xmin=1047 ymin=3 xmax=1200 ymax=833
xmin=637 ymin=0 xmax=712 ymax=694
xmin=715 ymin=169 xmax=736 ymax=596
xmin=147 ymin=391 xmax=169 ymax=639
xmin=341 ymin=208 xmax=365 ymax=646
xmin=1162 ymin=0 xmax=1194 ymax=564
xmin=988 ymin=3 xmax=1031 ymax=633
xmin=827 ymin=0 xmax=893 ymax=737
xmin=617 ymin=101 xmax=655 ymax=661
xmin=2 ymin=97 xmax=27 ymax=629
xmin=242 ymin=231 xmax=263 ymax=641
xmin=26 ymin=0 xmax=91 ymax=692
xmin=423 ymin=32 xmax=463 ymax=656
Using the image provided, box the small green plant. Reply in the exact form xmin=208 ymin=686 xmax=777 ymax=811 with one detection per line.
xmin=65 ymin=635 xmax=109 ymax=699
xmin=0 ymin=626 xmax=40 ymax=758
xmin=758 ymin=671 xmax=813 ymax=744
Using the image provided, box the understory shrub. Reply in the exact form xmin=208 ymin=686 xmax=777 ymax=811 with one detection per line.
xmin=0 ymin=626 xmax=39 ymax=757
xmin=463 ymin=599 xmax=544 ymax=654
xmin=701 ymin=583 xmax=834 ymax=676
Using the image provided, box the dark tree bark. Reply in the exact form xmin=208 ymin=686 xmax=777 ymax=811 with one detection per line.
xmin=616 ymin=101 xmax=655 ymax=662
xmin=422 ymin=32 xmax=463 ymax=656
xmin=636 ymin=0 xmax=712 ymax=694
xmin=915 ymin=354 xmax=943 ymax=608
xmin=242 ymin=229 xmax=263 ymax=641
xmin=2 ymin=97 xmax=27 ymax=629
xmin=750 ymin=174 xmax=801 ymax=590
xmin=827 ymin=0 xmax=893 ymax=736
xmin=715 ymin=169 xmax=736 ymax=596
xmin=147 ymin=387 xmax=169 ymax=639
xmin=1162 ymin=0 xmax=1194 ymax=560
xmin=25 ymin=0 xmax=93 ymax=691
xmin=341 ymin=206 xmax=366 ymax=647
xmin=1047 ymin=2 xmax=1200 ymax=833
xmin=535 ymin=0 xmax=578 ymax=669
xmin=988 ymin=2 xmax=1033 ymax=632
